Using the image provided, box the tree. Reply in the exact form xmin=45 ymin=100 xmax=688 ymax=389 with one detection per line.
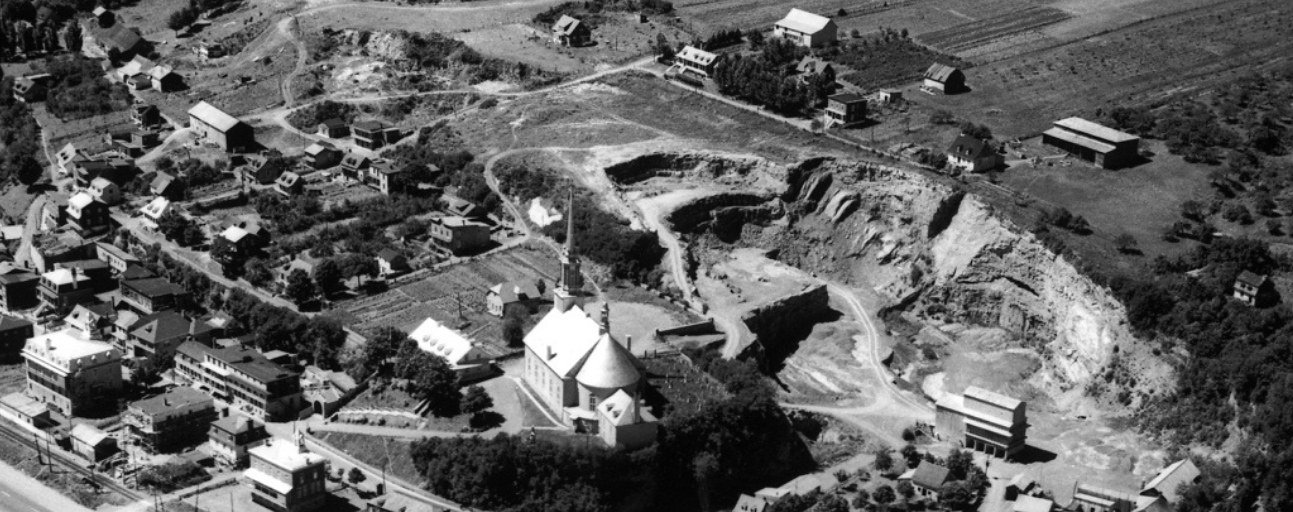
xmin=461 ymin=385 xmax=493 ymax=416
xmin=501 ymin=305 xmax=527 ymax=346
xmin=852 ymin=490 xmax=870 ymax=509
xmin=1115 ymin=233 xmax=1139 ymax=254
xmin=929 ymin=109 xmax=956 ymax=125
xmin=167 ymin=6 xmax=198 ymax=32
xmin=403 ymin=351 xmax=461 ymax=417
xmin=347 ymin=467 xmax=366 ymax=485
xmin=745 ymin=29 xmax=764 ymax=47
xmin=939 ymin=481 xmax=976 ymax=510
xmin=1181 ymin=200 xmax=1205 ymax=221
xmin=817 ymin=495 xmax=848 ymax=512
xmin=245 ymin=257 xmax=273 ymax=287
xmin=313 ymin=258 xmax=343 ymax=294
xmin=284 ymin=269 xmax=317 ymax=306
xmin=960 ymin=122 xmax=993 ymax=140
xmin=946 ymin=449 xmax=973 ymax=480
xmin=157 ymin=209 xmax=195 ymax=244
xmin=63 ymin=20 xmax=81 ymax=52
xmin=362 ymin=326 xmax=406 ymax=373
xmin=155 ymin=156 xmax=175 ymax=173
xmin=873 ymin=447 xmax=894 ymax=473
xmin=897 ymin=481 xmax=916 ymax=502
xmin=873 ymin=484 xmax=896 ymax=506
xmin=900 ymin=444 xmax=919 ymax=464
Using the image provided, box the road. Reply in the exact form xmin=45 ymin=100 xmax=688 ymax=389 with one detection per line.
xmin=0 ymin=462 xmax=92 ymax=512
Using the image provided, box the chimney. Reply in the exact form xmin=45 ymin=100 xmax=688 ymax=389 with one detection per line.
xmin=626 ymin=335 xmax=632 ymax=354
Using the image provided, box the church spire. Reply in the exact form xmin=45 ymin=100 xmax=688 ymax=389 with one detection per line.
xmin=565 ymin=188 xmax=575 ymax=258
xmin=553 ymin=189 xmax=582 ymax=313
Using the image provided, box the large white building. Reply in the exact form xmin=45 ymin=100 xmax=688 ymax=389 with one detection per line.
xmin=23 ymin=329 xmax=122 ymax=417
xmin=773 ymin=9 xmax=837 ymax=48
xmin=245 ymin=434 xmax=329 ymax=512
xmin=935 ymin=386 xmax=1028 ymax=458
xmin=409 ymin=317 xmax=491 ymax=381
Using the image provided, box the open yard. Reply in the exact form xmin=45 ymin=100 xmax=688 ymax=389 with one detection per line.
xmin=316 ymin=431 xmax=421 ymax=485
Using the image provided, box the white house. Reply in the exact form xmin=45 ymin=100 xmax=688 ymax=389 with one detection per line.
xmin=409 ymin=317 xmax=492 ymax=381
xmin=88 ymin=177 xmax=122 ymax=205
xmin=773 ymin=9 xmax=837 ymax=48
xmin=945 ymin=135 xmax=1001 ymax=173
xmin=676 ymin=46 xmax=719 ymax=77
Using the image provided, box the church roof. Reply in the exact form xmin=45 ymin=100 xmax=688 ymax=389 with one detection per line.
xmin=523 ymin=305 xmax=601 ymax=378
xmin=575 ymin=333 xmax=640 ymax=389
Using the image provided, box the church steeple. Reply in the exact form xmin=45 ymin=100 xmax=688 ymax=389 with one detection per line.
xmin=554 ymin=189 xmax=582 ymax=313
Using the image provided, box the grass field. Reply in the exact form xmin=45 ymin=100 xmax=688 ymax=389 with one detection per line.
xmin=315 ymin=432 xmax=421 ymax=485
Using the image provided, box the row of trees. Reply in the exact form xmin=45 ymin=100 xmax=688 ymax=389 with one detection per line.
xmin=0 ymin=17 xmax=80 ymax=57
xmin=541 ymin=191 xmax=665 ymax=283
xmin=711 ymin=39 xmax=829 ymax=116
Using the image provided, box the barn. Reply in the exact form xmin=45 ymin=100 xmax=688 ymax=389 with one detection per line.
xmin=187 ymin=101 xmax=255 ymax=153
xmin=773 ymin=9 xmax=837 ymax=48
xmin=922 ymin=63 xmax=966 ymax=95
xmin=1042 ymin=117 xmax=1140 ymax=169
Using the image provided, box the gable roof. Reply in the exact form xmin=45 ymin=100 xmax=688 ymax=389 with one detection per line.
xmin=410 ymin=317 xmax=480 ymax=367
xmin=947 ymin=135 xmax=994 ymax=160
xmin=553 ymin=15 xmax=584 ymax=35
xmin=122 ymin=277 xmax=187 ymax=299
xmin=797 ymin=56 xmax=833 ymax=75
xmin=677 ymin=46 xmax=718 ymax=66
xmin=319 ymin=119 xmax=346 ymax=130
xmin=596 ymin=388 xmax=655 ymax=426
xmin=0 ymin=315 xmax=33 ymax=332
xmin=188 ymin=101 xmax=242 ymax=132
xmin=92 ymin=24 xmax=143 ymax=53
xmin=829 ymin=93 xmax=866 ymax=104
xmin=211 ymin=414 xmax=265 ymax=436
xmin=775 ymin=8 xmax=834 ymax=35
xmin=1053 ymin=117 xmax=1138 ymax=144
xmin=1237 ymin=270 xmax=1266 ymax=288
xmin=376 ymin=249 xmax=404 ymax=262
xmin=912 ymin=462 xmax=952 ymax=490
xmin=733 ymin=494 xmax=770 ymax=512
xmin=151 ymin=172 xmax=176 ymax=192
xmin=69 ymin=192 xmax=95 ymax=210
xmin=341 ymin=153 xmax=370 ymax=169
xmin=490 ymin=280 xmax=541 ymax=304
xmin=304 ymin=143 xmax=335 ymax=156
xmin=523 ymin=305 xmax=602 ymax=377
xmin=1141 ymin=459 xmax=1200 ymax=503
xmin=71 ymin=424 xmax=112 ymax=447
xmin=131 ymin=311 xmax=195 ymax=344
xmin=924 ymin=63 xmax=961 ymax=83
xmin=222 ymin=226 xmax=249 ymax=243
xmin=146 ymin=65 xmax=175 ymax=80
xmin=277 ymin=171 xmax=301 ymax=187
xmin=130 ymin=386 xmax=210 ymax=415
xmin=964 ymin=386 xmax=1022 ymax=410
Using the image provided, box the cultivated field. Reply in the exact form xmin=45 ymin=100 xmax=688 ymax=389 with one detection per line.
xmin=916 ymin=5 xmax=1070 ymax=55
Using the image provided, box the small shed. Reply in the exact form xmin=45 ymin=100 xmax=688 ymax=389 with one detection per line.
xmin=71 ymin=424 xmax=118 ymax=462
xmin=376 ymin=249 xmax=409 ymax=276
xmin=922 ymin=63 xmax=966 ymax=95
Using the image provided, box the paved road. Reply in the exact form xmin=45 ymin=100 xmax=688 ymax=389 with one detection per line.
xmin=0 ymin=462 xmax=92 ymax=512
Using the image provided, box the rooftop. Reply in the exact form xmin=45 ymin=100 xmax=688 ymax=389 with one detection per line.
xmin=122 ymin=277 xmax=187 ymax=298
xmin=211 ymin=415 xmax=265 ymax=435
xmin=775 ymin=8 xmax=833 ymax=34
xmin=1053 ymin=117 xmax=1139 ymax=144
xmin=576 ymin=333 xmax=640 ymax=389
xmin=129 ymin=386 xmax=211 ymax=416
xmin=70 ymin=424 xmax=113 ymax=446
xmin=677 ymin=45 xmax=718 ymax=65
xmin=24 ymin=329 xmax=119 ymax=372
xmin=249 ymin=438 xmax=326 ymax=471
xmin=912 ymin=462 xmax=951 ymax=489
xmin=410 ymin=317 xmax=479 ymax=366
xmin=964 ymin=386 xmax=1023 ymax=411
xmin=924 ymin=63 xmax=961 ymax=83
xmin=188 ymin=101 xmax=242 ymax=132
xmin=130 ymin=311 xmax=197 ymax=344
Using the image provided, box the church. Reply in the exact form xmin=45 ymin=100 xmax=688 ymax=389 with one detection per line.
xmin=521 ymin=195 xmax=659 ymax=450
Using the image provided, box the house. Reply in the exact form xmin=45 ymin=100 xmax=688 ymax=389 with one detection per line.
xmin=596 ymin=388 xmax=658 ymax=449
xmin=22 ymin=329 xmax=123 ymax=417
xmin=64 ymin=302 xmax=115 ymax=337
xmin=238 ymin=155 xmax=284 ymax=185
xmin=29 ymin=232 xmax=94 ymax=273
xmin=220 ymin=225 xmax=265 ymax=259
xmin=146 ymin=65 xmax=182 ymax=92
xmin=375 ymin=249 xmax=409 ymax=276
xmin=410 ymin=317 xmax=492 ymax=381
xmin=301 ymin=365 xmax=361 ymax=417
xmin=108 ymin=130 xmax=159 ymax=158
xmin=85 ymin=23 xmax=145 ymax=56
xmin=88 ymin=177 xmax=123 ymax=205
xmin=369 ymin=161 xmax=414 ymax=195
xmin=0 ymin=316 xmax=34 ymax=362
xmin=773 ymin=9 xmax=837 ymax=48
xmin=276 ymin=171 xmax=304 ymax=196
xmin=1042 ymin=117 xmax=1140 ymax=169
xmin=946 ymin=135 xmax=1001 ymax=173
xmin=796 ymin=56 xmax=836 ymax=86
xmin=188 ymin=101 xmax=255 ymax=153
xmin=1006 ymin=472 xmax=1037 ymax=500
xmin=877 ymin=89 xmax=903 ymax=103
xmin=13 ymin=76 xmax=47 ymax=102
xmin=70 ymin=424 xmax=117 ymax=462
xmin=124 ymin=386 xmax=217 ymax=453
xmin=174 ymin=342 xmax=304 ymax=422
xmin=277 ymin=254 xmax=322 ymax=287
xmin=935 ymin=386 xmax=1028 ymax=458
xmin=733 ymin=494 xmax=771 ymax=512
xmin=1012 ymin=495 xmax=1054 ymax=512
xmin=95 ymin=242 xmax=139 ymax=273
xmin=128 ymin=311 xmax=212 ymax=361
xmin=487 ymin=280 xmax=542 ymax=316
xmin=352 ymin=120 xmax=391 ymax=150
xmin=127 ymin=73 xmax=150 ymax=90
xmin=150 ymin=173 xmax=180 ymax=198
xmin=208 ymin=415 xmax=270 ymax=467
xmin=443 ymin=196 xmax=485 ymax=219
xmin=429 ymin=216 xmax=491 ymax=255
xmin=912 ymin=462 xmax=952 ymax=500
xmin=40 ymin=267 xmax=97 ymax=310
xmin=131 ymin=103 xmax=161 ymax=127
xmin=73 ymin=158 xmax=134 ymax=189
xmin=92 ymin=6 xmax=115 ymax=27
xmin=196 ymin=43 xmax=225 ymax=61
xmin=303 ymin=143 xmax=341 ymax=169
xmin=58 ymin=260 xmax=114 ymax=292
xmin=676 ymin=46 xmax=719 ymax=77
xmin=340 ymin=153 xmax=371 ymax=181
xmin=56 ymin=143 xmax=91 ymax=175
xmin=120 ymin=276 xmax=190 ymax=314
xmin=552 ymin=15 xmax=591 ymax=47
xmin=116 ymin=56 xmax=155 ymax=81
xmin=317 ymin=119 xmax=348 ymax=139
xmin=1140 ymin=459 xmax=1200 ymax=505
xmin=922 ymin=63 xmax=966 ymax=95
xmin=66 ymin=191 xmax=111 ymax=235
xmin=245 ymin=437 xmax=329 ymax=512
xmin=825 ymin=93 xmax=866 ymax=127
xmin=139 ymin=197 xmax=171 ymax=230
xmin=0 ymin=264 xmax=41 ymax=312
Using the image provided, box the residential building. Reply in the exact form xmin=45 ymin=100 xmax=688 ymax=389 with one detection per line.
xmin=220 ymin=226 xmax=264 ymax=262
xmin=911 ymin=462 xmax=951 ymax=500
xmin=174 ymin=342 xmax=304 ymax=422
xmin=128 ymin=310 xmax=213 ymax=360
xmin=303 ymin=143 xmax=341 ymax=169
xmin=443 ymin=196 xmax=485 ymax=219
xmin=0 ymin=316 xmax=34 ymax=362
xmin=301 ymin=365 xmax=361 ymax=417
xmin=935 ymin=386 xmax=1028 ymax=458
xmin=72 ymin=159 xmax=132 ymax=189
xmin=63 ymin=302 xmax=116 ymax=337
xmin=42 ymin=193 xmax=71 ymax=229
xmin=428 ymin=216 xmax=491 ymax=255
xmin=825 ymin=93 xmax=866 ymax=127
xmin=0 ymin=392 xmax=51 ymax=429
xmin=40 ymin=267 xmax=97 ymax=310
xmin=1006 ymin=472 xmax=1037 ymax=500
xmin=66 ymin=191 xmax=111 ymax=235
xmin=115 ymin=56 xmax=155 ymax=81
xmin=369 ymin=161 xmax=414 ymax=195
xmin=733 ymin=494 xmax=771 ymax=512
xmin=127 ymin=73 xmax=150 ymax=90
xmin=0 ymin=264 xmax=40 ymax=312
xmin=88 ymin=177 xmax=123 ymax=205
xmin=340 ymin=153 xmax=371 ymax=181
xmin=676 ymin=46 xmax=719 ymax=77
xmin=196 ymin=43 xmax=225 ymax=61
xmin=84 ymin=23 xmax=145 ymax=56
xmin=774 ymin=9 xmax=837 ymax=47
xmin=1042 ymin=117 xmax=1140 ymax=169
xmin=245 ymin=436 xmax=329 ymax=512
xmin=30 ymin=232 xmax=93 ymax=273
xmin=188 ymin=101 xmax=255 ymax=152
xmin=208 ymin=414 xmax=270 ymax=467
xmin=317 ymin=119 xmax=348 ymax=139
xmin=70 ymin=424 xmax=118 ymax=462
xmin=877 ymin=89 xmax=903 ymax=103
xmin=409 ymin=317 xmax=492 ymax=381
xmin=91 ymin=6 xmax=115 ymax=26
xmin=486 ymin=280 xmax=542 ymax=316
xmin=375 ymin=249 xmax=408 ymax=276
xmin=150 ymin=173 xmax=180 ymax=198
xmin=276 ymin=171 xmax=304 ymax=197
xmin=131 ymin=103 xmax=160 ymax=127
xmin=552 ymin=15 xmax=591 ymax=47
xmin=352 ymin=121 xmax=391 ymax=150
xmin=95 ymin=242 xmax=139 ymax=273
xmin=796 ymin=56 xmax=835 ymax=85
xmin=124 ymin=386 xmax=216 ymax=453
xmin=922 ymin=63 xmax=966 ymax=95
xmin=120 ymin=276 xmax=190 ymax=314
xmin=946 ymin=135 xmax=1001 ymax=173
xmin=56 ymin=143 xmax=90 ymax=176
xmin=146 ymin=65 xmax=182 ymax=91
xmin=239 ymin=155 xmax=284 ymax=185
xmin=53 ymin=261 xmax=114 ymax=293
xmin=22 ymin=329 xmax=123 ymax=417
xmin=13 ymin=76 xmax=47 ymax=102
xmin=1140 ymin=459 xmax=1200 ymax=505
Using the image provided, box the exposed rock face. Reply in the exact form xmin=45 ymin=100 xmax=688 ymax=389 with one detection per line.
xmin=679 ymin=158 xmax=1139 ymax=394
xmin=605 ymin=152 xmax=768 ymax=185
xmin=741 ymin=284 xmax=832 ymax=350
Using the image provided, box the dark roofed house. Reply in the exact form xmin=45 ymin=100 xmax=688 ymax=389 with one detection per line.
xmin=0 ymin=315 xmax=34 ymax=362
xmin=912 ymin=462 xmax=952 ymax=501
xmin=796 ymin=56 xmax=835 ymax=84
xmin=946 ymin=135 xmax=1001 ymax=173
xmin=376 ymin=249 xmax=409 ymax=276
xmin=303 ymin=142 xmax=341 ymax=169
xmin=146 ymin=65 xmax=183 ymax=92
xmin=922 ymin=63 xmax=966 ymax=95
xmin=129 ymin=310 xmax=213 ymax=361
xmin=120 ymin=276 xmax=190 ymax=314
xmin=208 ymin=415 xmax=269 ymax=467
xmin=13 ymin=76 xmax=48 ymax=103
xmin=340 ymin=153 xmax=371 ymax=181
xmin=125 ymin=386 xmax=216 ymax=454
xmin=87 ymin=23 xmax=145 ymax=56
xmin=275 ymin=171 xmax=304 ymax=197
xmin=174 ymin=342 xmax=304 ymax=421
xmin=131 ymin=103 xmax=160 ymax=127
xmin=1234 ymin=271 xmax=1267 ymax=307
xmin=238 ymin=155 xmax=284 ymax=185
xmin=151 ymin=172 xmax=180 ymax=199
xmin=352 ymin=120 xmax=391 ymax=150
xmin=188 ymin=101 xmax=255 ymax=153
xmin=317 ymin=119 xmax=348 ymax=138
xmin=676 ymin=46 xmax=720 ymax=77
xmin=0 ymin=264 xmax=41 ymax=312
xmin=552 ymin=15 xmax=591 ymax=47
xmin=825 ymin=93 xmax=866 ymax=127
xmin=92 ymin=6 xmax=115 ymax=27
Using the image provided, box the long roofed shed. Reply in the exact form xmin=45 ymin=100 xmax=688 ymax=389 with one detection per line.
xmin=188 ymin=101 xmax=242 ymax=132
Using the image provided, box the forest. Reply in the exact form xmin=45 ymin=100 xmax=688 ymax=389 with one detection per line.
xmin=541 ymin=190 xmax=665 ymax=283
xmin=711 ymin=39 xmax=821 ymax=116
xmin=0 ymin=78 xmax=44 ymax=185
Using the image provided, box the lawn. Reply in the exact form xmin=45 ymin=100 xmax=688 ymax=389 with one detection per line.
xmin=315 ymin=432 xmax=421 ymax=485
